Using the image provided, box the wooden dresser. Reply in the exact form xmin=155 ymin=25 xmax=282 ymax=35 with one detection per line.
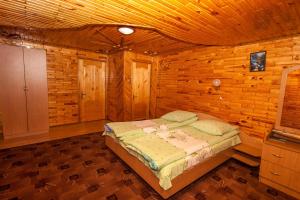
xmin=260 ymin=140 xmax=300 ymax=199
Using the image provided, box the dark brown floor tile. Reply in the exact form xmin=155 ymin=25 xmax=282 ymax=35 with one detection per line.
xmin=0 ymin=133 xmax=297 ymax=200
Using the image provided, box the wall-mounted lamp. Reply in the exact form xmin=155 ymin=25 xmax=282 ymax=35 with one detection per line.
xmin=212 ymin=79 xmax=221 ymax=89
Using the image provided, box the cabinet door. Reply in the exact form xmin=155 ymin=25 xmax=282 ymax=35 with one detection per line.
xmin=131 ymin=61 xmax=151 ymax=120
xmin=79 ymin=59 xmax=106 ymax=122
xmin=289 ymin=171 xmax=300 ymax=192
xmin=23 ymin=48 xmax=49 ymax=134
xmin=0 ymin=44 xmax=28 ymax=138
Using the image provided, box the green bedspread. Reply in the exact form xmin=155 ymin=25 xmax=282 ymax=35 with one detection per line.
xmin=104 ymin=118 xmax=241 ymax=190
xmin=125 ymin=134 xmax=186 ymax=170
xmin=106 ymin=117 xmax=197 ymax=140
xmin=157 ymin=131 xmax=241 ymax=189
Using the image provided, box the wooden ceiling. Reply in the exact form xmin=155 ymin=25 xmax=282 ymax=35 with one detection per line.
xmin=0 ymin=25 xmax=198 ymax=54
xmin=0 ymin=0 xmax=300 ymax=49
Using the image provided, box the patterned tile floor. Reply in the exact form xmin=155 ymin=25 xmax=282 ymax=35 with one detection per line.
xmin=0 ymin=133 xmax=296 ymax=200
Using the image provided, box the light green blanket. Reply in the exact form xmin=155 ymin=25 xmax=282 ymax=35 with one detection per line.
xmin=105 ymin=122 xmax=143 ymax=138
xmin=157 ymin=133 xmax=241 ymax=190
xmin=123 ymin=127 xmax=240 ymax=179
xmin=106 ymin=117 xmax=198 ymax=140
xmin=105 ymin=117 xmax=241 ymax=190
xmin=125 ymin=134 xmax=186 ymax=170
xmin=106 ymin=117 xmax=198 ymax=170
xmin=104 ymin=125 xmax=241 ymax=190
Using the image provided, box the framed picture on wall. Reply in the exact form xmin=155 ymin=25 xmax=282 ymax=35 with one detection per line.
xmin=250 ymin=51 xmax=266 ymax=72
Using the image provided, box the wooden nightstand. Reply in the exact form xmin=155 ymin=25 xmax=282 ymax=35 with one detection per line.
xmin=231 ymin=133 xmax=262 ymax=167
xmin=232 ymin=143 xmax=261 ymax=167
xmin=259 ymin=139 xmax=300 ymax=199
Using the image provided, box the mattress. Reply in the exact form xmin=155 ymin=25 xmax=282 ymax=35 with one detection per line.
xmin=104 ymin=126 xmax=241 ymax=190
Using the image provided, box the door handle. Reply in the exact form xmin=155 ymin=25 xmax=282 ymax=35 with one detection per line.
xmin=270 ymin=172 xmax=280 ymax=176
xmin=272 ymin=154 xmax=282 ymax=158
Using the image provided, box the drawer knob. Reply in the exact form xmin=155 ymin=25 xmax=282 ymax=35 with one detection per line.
xmin=272 ymin=153 xmax=282 ymax=158
xmin=271 ymin=172 xmax=280 ymax=176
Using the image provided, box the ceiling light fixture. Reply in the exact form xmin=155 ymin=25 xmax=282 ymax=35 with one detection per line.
xmin=118 ymin=27 xmax=134 ymax=35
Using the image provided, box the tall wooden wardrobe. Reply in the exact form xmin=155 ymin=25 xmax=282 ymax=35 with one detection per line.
xmin=0 ymin=44 xmax=49 ymax=139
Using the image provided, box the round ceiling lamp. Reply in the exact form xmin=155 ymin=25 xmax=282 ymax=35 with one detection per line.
xmin=118 ymin=26 xmax=134 ymax=35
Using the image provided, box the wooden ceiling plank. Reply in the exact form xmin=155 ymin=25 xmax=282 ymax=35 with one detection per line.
xmin=89 ymin=0 xmax=218 ymax=43
xmin=0 ymin=0 xmax=299 ymax=45
xmin=0 ymin=12 xmax=58 ymax=28
xmin=95 ymin=0 xmax=204 ymax=41
xmin=134 ymin=1 xmax=223 ymax=42
xmin=185 ymin=2 xmax=247 ymax=42
xmin=132 ymin=0 xmax=222 ymax=36
xmin=0 ymin=24 xmax=197 ymax=54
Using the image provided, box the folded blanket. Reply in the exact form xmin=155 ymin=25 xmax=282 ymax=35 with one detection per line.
xmin=106 ymin=121 xmax=143 ymax=138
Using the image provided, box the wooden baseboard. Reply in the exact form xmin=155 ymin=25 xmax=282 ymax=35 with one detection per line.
xmin=3 ymin=129 xmax=49 ymax=140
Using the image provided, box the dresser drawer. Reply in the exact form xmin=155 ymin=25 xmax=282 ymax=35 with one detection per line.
xmin=290 ymin=171 xmax=300 ymax=192
xmin=260 ymin=160 xmax=291 ymax=186
xmin=262 ymin=143 xmax=300 ymax=172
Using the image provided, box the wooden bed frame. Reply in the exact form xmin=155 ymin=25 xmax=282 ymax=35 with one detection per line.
xmin=105 ymin=135 xmax=235 ymax=199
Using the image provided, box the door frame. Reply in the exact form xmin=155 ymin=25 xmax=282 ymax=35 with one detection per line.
xmin=131 ymin=59 xmax=152 ymax=120
xmin=78 ymin=57 xmax=107 ymax=122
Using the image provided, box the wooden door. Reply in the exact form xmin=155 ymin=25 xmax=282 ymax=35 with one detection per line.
xmin=131 ymin=61 xmax=151 ymax=120
xmin=0 ymin=45 xmax=28 ymax=138
xmin=23 ymin=48 xmax=49 ymax=135
xmin=79 ymin=59 xmax=106 ymax=122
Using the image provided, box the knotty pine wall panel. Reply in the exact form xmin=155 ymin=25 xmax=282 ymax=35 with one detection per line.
xmin=46 ymin=46 xmax=79 ymax=126
xmin=107 ymin=52 xmax=124 ymax=122
xmin=156 ymin=36 xmax=300 ymax=139
xmin=0 ymin=37 xmax=107 ymax=126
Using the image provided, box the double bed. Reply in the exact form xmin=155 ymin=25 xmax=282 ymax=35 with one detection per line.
xmin=104 ymin=111 xmax=241 ymax=199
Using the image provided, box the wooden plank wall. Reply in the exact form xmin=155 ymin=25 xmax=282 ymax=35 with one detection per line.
xmin=107 ymin=52 xmax=124 ymax=122
xmin=0 ymin=37 xmax=107 ymax=126
xmin=46 ymin=46 xmax=79 ymax=126
xmin=155 ymin=36 xmax=300 ymax=139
